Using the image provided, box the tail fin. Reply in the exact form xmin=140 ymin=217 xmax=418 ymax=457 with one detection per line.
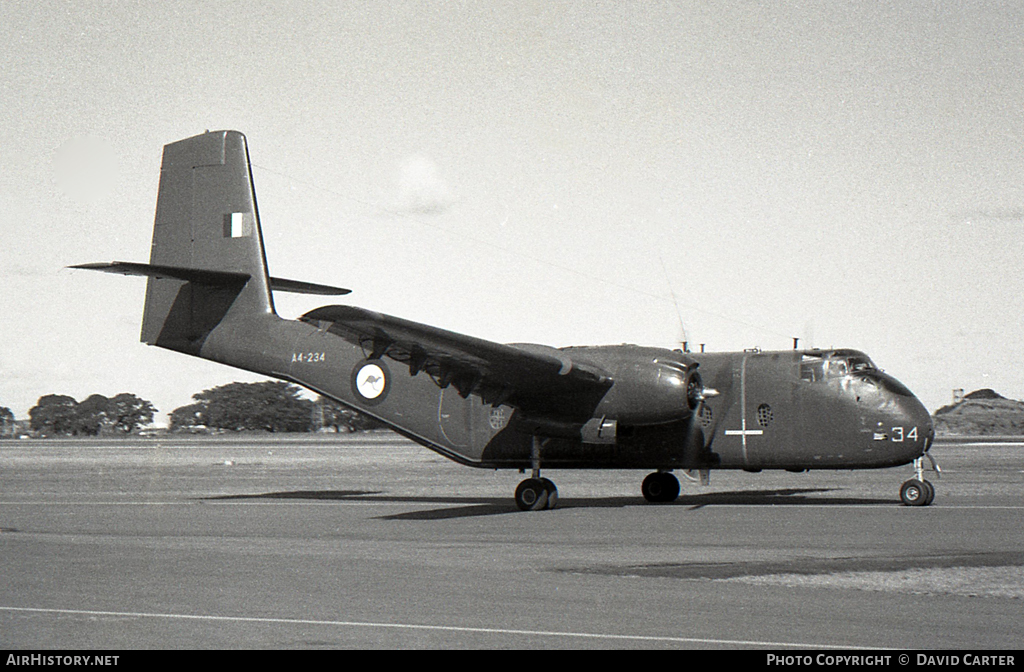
xmin=141 ymin=130 xmax=274 ymax=353
xmin=71 ymin=130 xmax=351 ymax=356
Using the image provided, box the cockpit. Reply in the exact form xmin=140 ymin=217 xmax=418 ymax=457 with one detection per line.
xmin=800 ymin=350 xmax=877 ymax=383
xmin=800 ymin=349 xmax=914 ymax=397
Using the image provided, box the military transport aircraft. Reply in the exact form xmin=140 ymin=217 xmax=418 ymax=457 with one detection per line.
xmin=74 ymin=130 xmax=939 ymax=510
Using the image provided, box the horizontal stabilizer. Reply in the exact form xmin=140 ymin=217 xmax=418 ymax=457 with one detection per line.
xmin=70 ymin=262 xmax=249 ymax=286
xmin=268 ymin=276 xmax=351 ymax=296
xmin=71 ymin=262 xmax=350 ymax=295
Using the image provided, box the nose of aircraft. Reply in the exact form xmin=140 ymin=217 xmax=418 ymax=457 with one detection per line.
xmin=887 ymin=382 xmax=934 ymax=463
xmin=906 ymin=393 xmax=934 ymax=450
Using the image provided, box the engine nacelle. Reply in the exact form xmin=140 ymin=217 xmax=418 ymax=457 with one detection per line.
xmin=592 ymin=358 xmax=703 ymax=425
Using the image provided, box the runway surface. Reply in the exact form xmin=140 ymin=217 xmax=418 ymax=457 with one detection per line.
xmin=1 ymin=434 xmax=1021 ymax=649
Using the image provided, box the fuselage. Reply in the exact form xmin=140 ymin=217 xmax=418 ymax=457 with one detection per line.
xmin=197 ymin=311 xmax=932 ymax=473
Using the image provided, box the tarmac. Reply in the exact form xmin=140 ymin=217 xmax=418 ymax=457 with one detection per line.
xmin=0 ymin=434 xmax=1021 ymax=649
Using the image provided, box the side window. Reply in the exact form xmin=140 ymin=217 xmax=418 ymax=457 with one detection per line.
xmin=800 ymin=357 xmax=824 ymax=382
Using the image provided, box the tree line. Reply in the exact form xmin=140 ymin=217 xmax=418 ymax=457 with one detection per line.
xmin=168 ymin=381 xmax=383 ymax=433
xmin=14 ymin=381 xmax=382 ymax=436
xmin=0 ymin=406 xmax=15 ymax=437
xmin=27 ymin=393 xmax=156 ymax=436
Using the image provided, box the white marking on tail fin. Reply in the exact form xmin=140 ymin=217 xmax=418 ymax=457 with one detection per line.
xmin=225 ymin=212 xmax=250 ymax=238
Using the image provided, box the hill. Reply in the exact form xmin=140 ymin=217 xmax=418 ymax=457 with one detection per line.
xmin=933 ymin=389 xmax=1024 ymax=436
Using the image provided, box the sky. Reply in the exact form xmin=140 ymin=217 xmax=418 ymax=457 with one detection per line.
xmin=2 ymin=1 xmax=1023 ymax=423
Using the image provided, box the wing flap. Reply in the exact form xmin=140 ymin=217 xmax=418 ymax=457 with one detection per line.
xmin=302 ymin=305 xmax=613 ymax=419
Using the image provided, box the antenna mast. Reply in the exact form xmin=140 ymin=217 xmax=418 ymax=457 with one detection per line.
xmin=659 ymin=256 xmax=689 ymax=352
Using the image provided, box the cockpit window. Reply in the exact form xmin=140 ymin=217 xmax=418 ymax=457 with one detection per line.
xmin=828 ymin=359 xmax=849 ymax=376
xmin=847 ymin=355 xmax=876 ymax=372
xmin=801 ymin=352 xmax=877 ymax=382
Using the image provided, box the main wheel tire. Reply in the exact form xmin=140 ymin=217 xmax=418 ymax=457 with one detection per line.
xmin=515 ymin=478 xmax=549 ymax=511
xmin=642 ymin=472 xmax=680 ymax=503
xmin=900 ymin=479 xmax=929 ymax=506
xmin=540 ymin=478 xmax=558 ymax=510
xmin=642 ymin=473 xmax=663 ymax=502
xmin=660 ymin=473 xmax=680 ymax=502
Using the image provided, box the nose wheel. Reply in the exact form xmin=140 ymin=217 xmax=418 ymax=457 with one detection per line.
xmin=900 ymin=478 xmax=935 ymax=506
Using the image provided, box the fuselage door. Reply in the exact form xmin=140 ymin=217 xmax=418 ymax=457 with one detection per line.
xmin=726 ymin=351 xmax=797 ymax=468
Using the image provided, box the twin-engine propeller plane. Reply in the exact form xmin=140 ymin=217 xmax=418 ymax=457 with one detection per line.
xmin=74 ymin=131 xmax=938 ymax=510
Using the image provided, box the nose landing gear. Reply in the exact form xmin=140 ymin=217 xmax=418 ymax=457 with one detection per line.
xmin=900 ymin=455 xmax=939 ymax=506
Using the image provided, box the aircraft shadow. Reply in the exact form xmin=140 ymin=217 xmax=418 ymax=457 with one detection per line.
xmin=201 ymin=487 xmax=897 ymax=520
xmin=205 ymin=490 xmax=386 ymax=501
xmin=201 ymin=490 xmax=515 ymax=519
xmin=672 ymin=488 xmax=895 ymax=509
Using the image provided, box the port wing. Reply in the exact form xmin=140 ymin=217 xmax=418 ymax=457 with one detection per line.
xmin=302 ymin=305 xmax=613 ymax=420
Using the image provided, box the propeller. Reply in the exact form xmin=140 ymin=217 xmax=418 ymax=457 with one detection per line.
xmin=686 ymin=370 xmax=704 ymax=410
xmin=681 ymin=383 xmax=721 ymax=485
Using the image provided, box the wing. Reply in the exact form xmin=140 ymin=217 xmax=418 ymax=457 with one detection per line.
xmin=301 ymin=305 xmax=614 ymax=421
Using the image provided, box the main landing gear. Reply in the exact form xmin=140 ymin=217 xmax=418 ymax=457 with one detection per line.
xmin=515 ymin=437 xmax=559 ymax=511
xmin=641 ymin=471 xmax=680 ymax=503
xmin=514 ymin=477 xmax=558 ymax=511
xmin=900 ymin=455 xmax=938 ymax=506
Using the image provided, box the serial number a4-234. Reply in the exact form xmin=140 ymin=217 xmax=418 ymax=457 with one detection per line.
xmin=291 ymin=352 xmax=325 ymax=364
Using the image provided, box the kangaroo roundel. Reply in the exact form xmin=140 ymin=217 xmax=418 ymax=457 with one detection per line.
xmin=352 ymin=360 xmax=390 ymax=404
